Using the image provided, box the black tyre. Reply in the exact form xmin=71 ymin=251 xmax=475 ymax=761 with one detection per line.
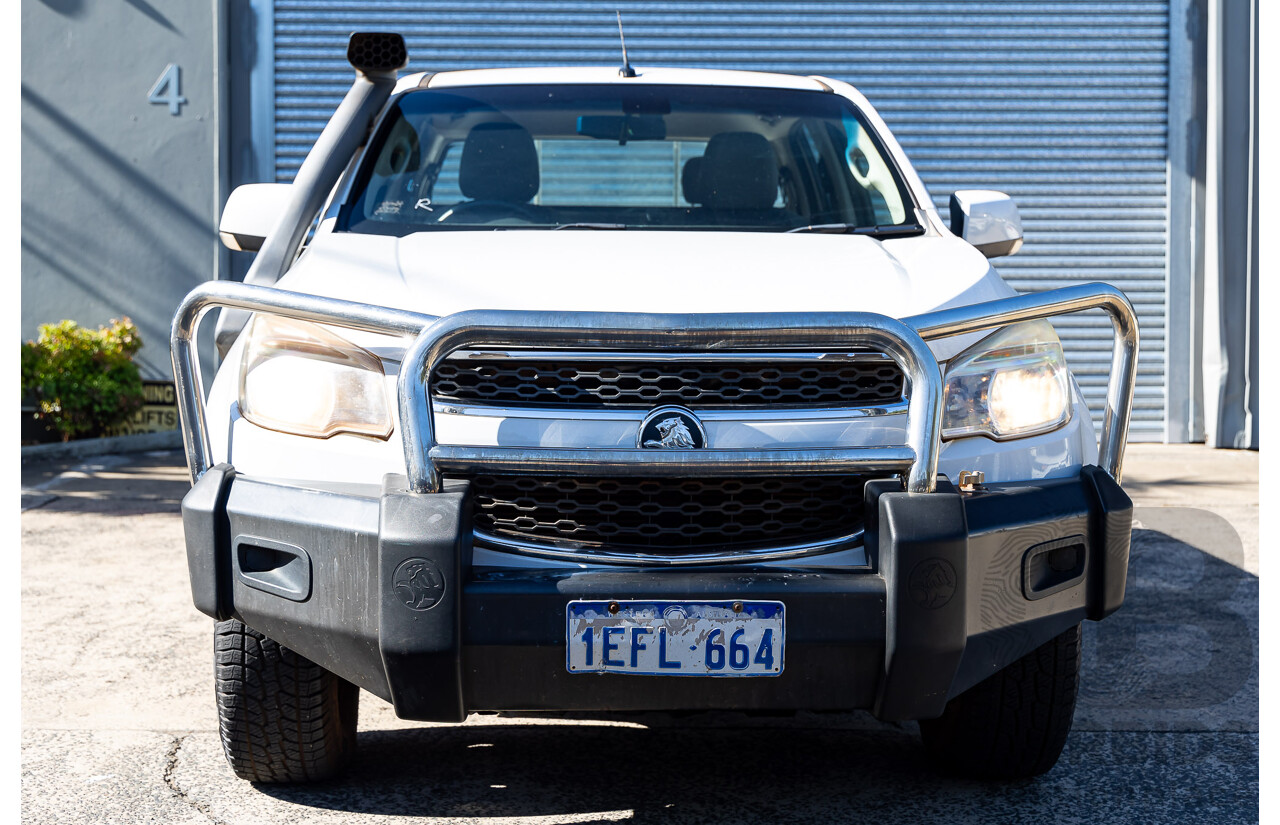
xmin=919 ymin=623 xmax=1081 ymax=780
xmin=214 ymin=619 xmax=359 ymax=783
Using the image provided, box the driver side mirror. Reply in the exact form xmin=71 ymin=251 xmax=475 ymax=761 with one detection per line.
xmin=949 ymin=190 xmax=1023 ymax=258
xmin=219 ymin=183 xmax=292 ymax=252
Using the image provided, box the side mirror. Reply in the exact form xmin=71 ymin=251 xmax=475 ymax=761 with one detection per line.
xmin=949 ymin=190 xmax=1023 ymax=258
xmin=219 ymin=183 xmax=292 ymax=252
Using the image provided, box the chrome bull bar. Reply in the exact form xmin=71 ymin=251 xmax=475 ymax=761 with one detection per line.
xmin=171 ymin=281 xmax=1138 ymax=494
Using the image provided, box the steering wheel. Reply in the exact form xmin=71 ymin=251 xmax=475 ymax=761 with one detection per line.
xmin=436 ymin=199 xmax=540 ymax=223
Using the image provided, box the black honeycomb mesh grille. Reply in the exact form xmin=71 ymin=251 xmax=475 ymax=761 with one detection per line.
xmin=433 ymin=358 xmax=905 ymax=408
xmin=470 ymin=475 xmax=868 ymax=552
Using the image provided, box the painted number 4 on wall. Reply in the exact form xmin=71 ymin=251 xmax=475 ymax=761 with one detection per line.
xmin=148 ymin=64 xmax=187 ymax=116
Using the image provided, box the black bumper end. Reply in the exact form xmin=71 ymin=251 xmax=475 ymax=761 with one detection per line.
xmin=378 ymin=479 xmax=472 ymax=722
xmin=865 ymin=467 xmax=1131 ymax=719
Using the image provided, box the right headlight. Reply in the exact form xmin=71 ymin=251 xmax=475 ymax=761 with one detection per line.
xmin=238 ymin=315 xmax=393 ymax=440
xmin=941 ymin=320 xmax=1071 ymax=441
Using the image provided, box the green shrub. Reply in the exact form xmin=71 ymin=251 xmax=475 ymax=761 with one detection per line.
xmin=21 ymin=318 xmax=145 ymax=441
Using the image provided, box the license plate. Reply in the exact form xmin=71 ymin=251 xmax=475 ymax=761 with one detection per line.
xmin=566 ymin=600 xmax=784 ymax=676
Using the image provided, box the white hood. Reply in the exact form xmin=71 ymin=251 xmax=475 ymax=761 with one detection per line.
xmin=283 ymin=228 xmax=1016 ymax=359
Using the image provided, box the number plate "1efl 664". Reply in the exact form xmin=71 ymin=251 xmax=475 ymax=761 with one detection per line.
xmin=566 ymin=600 xmax=784 ymax=677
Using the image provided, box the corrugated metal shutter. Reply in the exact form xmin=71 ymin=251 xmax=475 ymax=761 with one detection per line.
xmin=272 ymin=0 xmax=1169 ymax=439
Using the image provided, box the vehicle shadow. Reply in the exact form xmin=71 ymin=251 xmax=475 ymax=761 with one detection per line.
xmin=256 ymin=521 xmax=1258 ymax=823
xmin=1077 ymin=511 xmax=1258 ymax=731
xmin=267 ymin=719 xmax=947 ymax=822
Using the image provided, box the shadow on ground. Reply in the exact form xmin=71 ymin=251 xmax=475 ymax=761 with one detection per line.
xmin=1079 ymin=515 xmax=1257 ymax=730
xmin=20 ymin=452 xmax=190 ymax=515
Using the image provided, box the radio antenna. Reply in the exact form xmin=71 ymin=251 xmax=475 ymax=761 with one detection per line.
xmin=616 ymin=11 xmax=636 ymax=77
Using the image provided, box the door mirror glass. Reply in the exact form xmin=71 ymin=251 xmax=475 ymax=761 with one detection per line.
xmin=949 ymin=190 xmax=1023 ymax=258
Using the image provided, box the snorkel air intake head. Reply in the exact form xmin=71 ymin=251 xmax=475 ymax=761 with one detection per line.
xmin=347 ymin=32 xmax=408 ymax=78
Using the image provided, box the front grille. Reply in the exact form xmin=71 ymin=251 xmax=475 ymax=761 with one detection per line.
xmin=433 ymin=357 xmax=905 ymax=408
xmin=470 ymin=475 xmax=867 ymax=553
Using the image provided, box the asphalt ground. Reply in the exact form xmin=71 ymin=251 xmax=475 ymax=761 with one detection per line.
xmin=20 ymin=445 xmax=1258 ymax=824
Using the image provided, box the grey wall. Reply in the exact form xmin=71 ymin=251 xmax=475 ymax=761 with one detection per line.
xmin=21 ymin=0 xmax=225 ymax=380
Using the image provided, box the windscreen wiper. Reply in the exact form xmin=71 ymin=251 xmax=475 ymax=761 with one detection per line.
xmin=550 ymin=223 xmax=629 ymax=231
xmin=785 ymin=222 xmax=925 ymax=237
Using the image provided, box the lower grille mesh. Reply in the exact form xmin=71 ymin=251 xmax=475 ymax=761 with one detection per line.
xmin=470 ymin=475 xmax=867 ymax=553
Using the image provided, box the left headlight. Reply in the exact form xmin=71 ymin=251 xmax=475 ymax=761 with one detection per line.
xmin=941 ymin=320 xmax=1071 ymax=441
xmin=238 ymin=315 xmax=393 ymax=439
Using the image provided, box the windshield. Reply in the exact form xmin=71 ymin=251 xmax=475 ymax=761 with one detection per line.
xmin=340 ymin=84 xmax=919 ymax=235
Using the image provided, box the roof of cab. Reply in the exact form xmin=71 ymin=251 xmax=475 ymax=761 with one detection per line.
xmin=393 ymin=66 xmax=835 ymax=95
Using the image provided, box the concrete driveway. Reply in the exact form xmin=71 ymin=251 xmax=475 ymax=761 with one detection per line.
xmin=21 ymin=445 xmax=1258 ymax=823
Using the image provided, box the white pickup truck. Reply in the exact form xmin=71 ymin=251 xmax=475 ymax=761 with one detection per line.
xmin=174 ymin=33 xmax=1138 ymax=784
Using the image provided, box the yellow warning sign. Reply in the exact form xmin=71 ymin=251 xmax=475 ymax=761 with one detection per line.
xmin=106 ymin=381 xmax=179 ymax=436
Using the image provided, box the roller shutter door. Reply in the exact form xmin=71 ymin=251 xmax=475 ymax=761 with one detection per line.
xmin=271 ymin=0 xmax=1169 ymax=439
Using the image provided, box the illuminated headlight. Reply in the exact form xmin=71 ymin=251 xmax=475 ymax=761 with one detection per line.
xmin=941 ymin=320 xmax=1071 ymax=441
xmin=238 ymin=316 xmax=393 ymax=439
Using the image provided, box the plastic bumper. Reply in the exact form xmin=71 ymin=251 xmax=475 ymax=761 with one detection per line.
xmin=182 ymin=465 xmax=1131 ymax=723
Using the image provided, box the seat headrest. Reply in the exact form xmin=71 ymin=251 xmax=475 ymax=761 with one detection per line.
xmin=682 ymin=156 xmax=707 ymax=205
xmin=459 ymin=123 xmax=539 ymax=203
xmin=700 ymin=132 xmax=779 ymax=210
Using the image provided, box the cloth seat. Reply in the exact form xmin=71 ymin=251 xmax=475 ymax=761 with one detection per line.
xmin=458 ymin=122 xmax=540 ymax=203
xmin=698 ymin=132 xmax=779 ymax=210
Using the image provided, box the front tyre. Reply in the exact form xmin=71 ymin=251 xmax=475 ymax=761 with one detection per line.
xmin=214 ymin=619 xmax=359 ymax=783
xmin=919 ymin=623 xmax=1081 ymax=779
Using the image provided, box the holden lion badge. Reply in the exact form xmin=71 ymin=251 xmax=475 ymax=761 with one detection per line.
xmin=393 ymin=557 xmax=446 ymax=610
xmin=638 ymin=406 xmax=707 ymax=449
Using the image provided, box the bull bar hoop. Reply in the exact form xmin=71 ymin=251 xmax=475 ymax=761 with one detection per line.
xmin=170 ymin=282 xmax=1138 ymax=494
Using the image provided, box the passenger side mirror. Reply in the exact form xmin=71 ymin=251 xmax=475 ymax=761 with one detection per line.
xmin=219 ymin=183 xmax=292 ymax=252
xmin=949 ymin=190 xmax=1023 ymax=258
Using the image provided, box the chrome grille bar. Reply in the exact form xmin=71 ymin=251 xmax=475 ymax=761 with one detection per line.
xmin=428 ymin=445 xmax=915 ymax=477
xmin=471 ymin=530 xmax=869 ymax=568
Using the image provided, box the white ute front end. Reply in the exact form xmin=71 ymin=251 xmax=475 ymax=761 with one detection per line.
xmin=173 ymin=33 xmax=1138 ymax=785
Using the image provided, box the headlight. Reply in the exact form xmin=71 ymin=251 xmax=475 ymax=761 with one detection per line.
xmin=238 ymin=316 xmax=393 ymax=439
xmin=941 ymin=320 xmax=1071 ymax=441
